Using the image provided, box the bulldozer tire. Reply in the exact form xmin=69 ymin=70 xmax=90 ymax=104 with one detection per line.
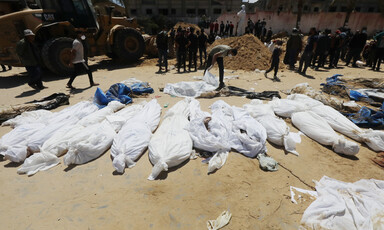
xmin=113 ymin=28 xmax=145 ymax=62
xmin=42 ymin=37 xmax=74 ymax=75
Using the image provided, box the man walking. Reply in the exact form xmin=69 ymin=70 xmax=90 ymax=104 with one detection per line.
xmin=204 ymin=45 xmax=237 ymax=90
xmin=156 ymin=26 xmax=169 ymax=72
xmin=16 ymin=29 xmax=45 ymax=90
xmin=66 ymin=32 xmax=97 ymax=88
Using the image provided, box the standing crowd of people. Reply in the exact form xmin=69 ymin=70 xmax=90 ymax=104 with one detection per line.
xmin=282 ymin=27 xmax=384 ymax=76
xmin=156 ymin=25 xmax=210 ymax=73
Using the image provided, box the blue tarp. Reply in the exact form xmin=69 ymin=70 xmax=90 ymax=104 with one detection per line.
xmin=345 ymin=106 xmax=384 ymax=128
xmin=93 ymin=83 xmax=154 ymax=108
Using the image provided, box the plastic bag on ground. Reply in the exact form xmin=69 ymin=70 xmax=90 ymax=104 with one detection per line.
xmin=244 ymin=101 xmax=301 ymax=156
xmin=291 ymin=111 xmax=359 ymax=156
xmin=300 ymin=176 xmax=384 ymax=230
xmin=148 ymin=98 xmax=193 ymax=180
xmin=257 ymin=153 xmax=278 ymax=171
xmin=207 ymin=210 xmax=232 ymax=230
xmin=111 ymin=99 xmax=161 ymax=173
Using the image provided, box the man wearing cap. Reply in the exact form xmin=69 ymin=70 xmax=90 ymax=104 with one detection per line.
xmin=16 ymin=29 xmax=45 ymax=90
xmin=66 ymin=32 xmax=97 ymax=88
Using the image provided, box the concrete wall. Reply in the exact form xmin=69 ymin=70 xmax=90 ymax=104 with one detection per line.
xmin=217 ymin=11 xmax=384 ymax=36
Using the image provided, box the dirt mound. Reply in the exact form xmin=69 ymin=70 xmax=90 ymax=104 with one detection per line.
xmin=208 ymin=34 xmax=273 ymax=71
xmin=172 ymin=22 xmax=201 ymax=32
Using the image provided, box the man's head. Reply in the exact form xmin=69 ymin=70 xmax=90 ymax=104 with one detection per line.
xmin=24 ymin=29 xmax=35 ymax=42
xmin=309 ymin=27 xmax=316 ymax=35
xmin=229 ymin=48 xmax=237 ymax=57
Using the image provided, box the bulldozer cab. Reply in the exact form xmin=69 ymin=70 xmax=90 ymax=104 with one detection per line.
xmin=39 ymin=0 xmax=99 ymax=30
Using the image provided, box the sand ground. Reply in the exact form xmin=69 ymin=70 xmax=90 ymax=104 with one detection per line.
xmin=0 ymin=56 xmax=383 ymax=230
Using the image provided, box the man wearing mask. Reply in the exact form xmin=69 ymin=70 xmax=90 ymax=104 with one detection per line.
xmin=204 ymin=45 xmax=238 ymax=90
xmin=16 ymin=29 xmax=45 ymax=90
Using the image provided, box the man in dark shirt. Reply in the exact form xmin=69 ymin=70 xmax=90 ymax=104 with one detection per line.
xmin=345 ymin=28 xmax=367 ymax=67
xmin=298 ymin=27 xmax=317 ymax=76
xmin=225 ymin=21 xmax=230 ymax=36
xmin=197 ymin=29 xmax=208 ymax=67
xmin=312 ymin=29 xmax=331 ymax=70
xmin=265 ymin=40 xmax=282 ymax=82
xmin=329 ymin=30 xmax=343 ymax=68
xmin=187 ymin=27 xmax=198 ymax=72
xmin=214 ymin=20 xmax=219 ymax=34
xmin=219 ymin=21 xmax=225 ymax=36
xmin=156 ymin=26 xmax=169 ymax=72
xmin=16 ymin=29 xmax=45 ymax=90
xmin=175 ymin=29 xmax=188 ymax=73
xmin=229 ymin=22 xmax=234 ymax=36
xmin=286 ymin=28 xmax=302 ymax=70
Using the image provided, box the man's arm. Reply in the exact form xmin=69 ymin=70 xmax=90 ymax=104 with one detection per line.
xmin=68 ymin=48 xmax=76 ymax=67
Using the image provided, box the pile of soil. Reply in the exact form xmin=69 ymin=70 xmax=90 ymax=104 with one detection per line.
xmin=208 ymin=34 xmax=273 ymax=71
xmin=172 ymin=22 xmax=201 ymax=32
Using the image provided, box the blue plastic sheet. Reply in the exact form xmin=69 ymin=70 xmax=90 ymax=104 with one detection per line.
xmin=93 ymin=83 xmax=154 ymax=108
xmin=345 ymin=106 xmax=384 ymax=128
xmin=349 ymin=90 xmax=369 ymax=101
xmin=131 ymin=82 xmax=154 ymax=95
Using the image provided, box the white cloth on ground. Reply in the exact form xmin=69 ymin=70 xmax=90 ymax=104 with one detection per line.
xmin=111 ymin=99 xmax=161 ymax=173
xmin=163 ymin=70 xmax=218 ymax=97
xmin=1 ymin=109 xmax=53 ymax=127
xmin=300 ymin=176 xmax=384 ymax=230
xmin=147 ymin=98 xmax=193 ymax=180
xmin=291 ymin=111 xmax=359 ymax=156
xmin=244 ymin=99 xmax=301 ymax=156
xmin=1 ymin=101 xmax=98 ymax=162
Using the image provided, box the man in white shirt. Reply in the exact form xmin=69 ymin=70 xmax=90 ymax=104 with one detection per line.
xmin=66 ymin=32 xmax=97 ymax=88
